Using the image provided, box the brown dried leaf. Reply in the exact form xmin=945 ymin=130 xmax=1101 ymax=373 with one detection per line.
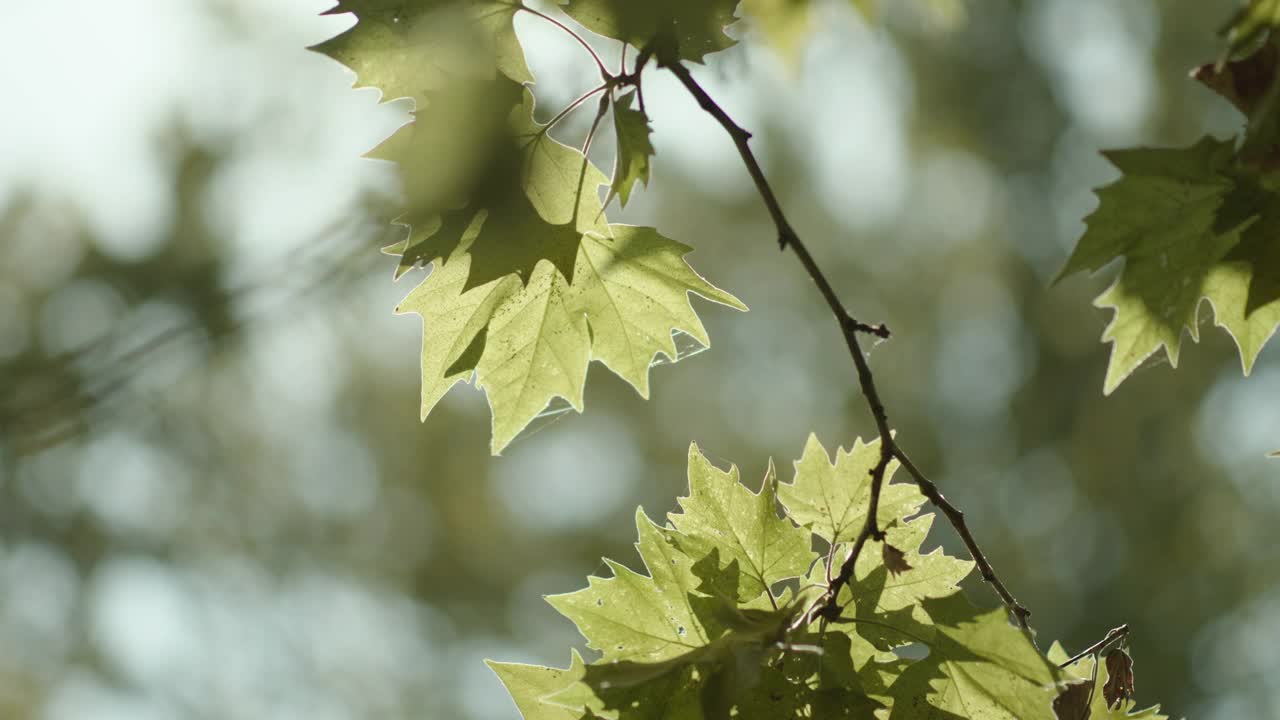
xmin=1053 ymin=681 xmax=1093 ymax=720
xmin=1103 ymin=649 xmax=1135 ymax=709
xmin=881 ymin=543 xmax=913 ymax=576
xmin=1193 ymin=41 xmax=1278 ymax=115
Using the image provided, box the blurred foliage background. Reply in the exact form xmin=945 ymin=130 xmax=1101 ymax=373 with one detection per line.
xmin=0 ymin=0 xmax=1275 ymax=718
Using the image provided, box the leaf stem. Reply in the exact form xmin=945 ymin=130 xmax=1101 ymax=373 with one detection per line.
xmin=538 ymin=82 xmax=609 ymax=137
xmin=658 ymin=55 xmax=1031 ymax=635
xmin=1060 ymin=625 xmax=1129 ymax=668
xmin=571 ymin=93 xmax=610 ymax=227
xmin=517 ymin=6 xmax=610 ymax=80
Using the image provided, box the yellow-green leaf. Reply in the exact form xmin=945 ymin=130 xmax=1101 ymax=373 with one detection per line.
xmin=568 ymin=227 xmax=745 ymax=397
xmin=665 ymin=445 xmax=816 ymax=603
xmin=779 ymin=434 xmax=922 ymax=545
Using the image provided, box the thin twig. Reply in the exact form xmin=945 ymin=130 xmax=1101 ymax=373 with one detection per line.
xmin=1060 ymin=625 xmax=1129 ymax=668
xmin=894 ymin=450 xmax=1033 ymax=629
xmin=517 ymin=6 xmax=610 ymax=79
xmin=571 ymin=93 xmax=610 ymax=227
xmin=537 ymin=83 xmax=610 ymax=138
xmin=658 ymin=55 xmax=1031 ymax=633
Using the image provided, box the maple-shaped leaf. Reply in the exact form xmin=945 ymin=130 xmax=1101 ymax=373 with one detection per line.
xmin=559 ymin=0 xmax=739 ymax=63
xmin=779 ymin=434 xmax=923 ymax=546
xmin=834 ymin=514 xmax=972 ymax=653
xmin=320 ymin=3 xmax=745 ymax=452
xmin=315 ymin=0 xmax=530 ymax=108
xmin=1048 ymin=643 xmax=1169 ymax=720
xmin=395 ymin=254 xmax=521 ymax=419
xmin=546 ymin=601 xmax=796 ymax=720
xmin=850 ymin=513 xmax=974 ymax=613
xmin=487 ymin=651 xmax=586 ymax=720
xmin=547 ymin=658 xmax=705 ymax=720
xmin=884 ymin=594 xmax=1062 ymax=720
xmin=663 ymin=445 xmax=816 ymax=603
xmin=475 ymin=260 xmax=592 ymax=452
xmin=1205 ymin=185 xmax=1280 ymax=365
xmin=605 ymin=91 xmax=654 ymax=209
xmin=377 ymin=78 xmax=609 ymax=286
xmin=539 ymin=509 xmax=803 ymax=719
xmin=1055 ymin=137 xmax=1264 ymax=393
xmin=567 ymin=227 xmax=746 ymax=398
xmin=317 ymin=2 xmax=604 ymax=288
xmin=401 ymin=223 xmax=742 ymax=453
xmin=547 ymin=507 xmax=729 ymax=665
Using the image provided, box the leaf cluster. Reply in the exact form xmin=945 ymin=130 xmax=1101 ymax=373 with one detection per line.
xmin=314 ymin=1 xmax=747 ymax=452
xmin=488 ymin=436 xmax=1168 ymax=719
xmin=1059 ymin=8 xmax=1280 ymax=392
xmin=314 ymin=0 xmax=975 ymax=450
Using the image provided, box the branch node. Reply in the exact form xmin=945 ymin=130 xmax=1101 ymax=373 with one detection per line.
xmin=843 ymin=314 xmax=892 ymax=339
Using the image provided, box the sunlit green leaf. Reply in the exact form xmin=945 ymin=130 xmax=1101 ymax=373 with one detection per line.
xmin=476 ymin=260 xmax=591 ymax=453
xmin=395 ymin=254 xmax=520 ymax=419
xmin=487 ymin=651 xmax=587 ymax=720
xmin=567 ymin=227 xmax=745 ymax=398
xmin=319 ymin=4 xmax=744 ymax=452
xmin=606 ymin=91 xmax=654 ymax=209
xmin=779 ymin=434 xmax=922 ymax=546
xmin=664 ymin=445 xmax=816 ymax=603
xmin=316 ymin=0 xmax=530 ymax=104
xmin=559 ymin=0 xmax=739 ymax=63
xmin=1055 ymin=137 xmax=1262 ymax=393
xmin=547 ymin=507 xmax=727 ymax=664
xmin=885 ymin=595 xmax=1062 ymax=720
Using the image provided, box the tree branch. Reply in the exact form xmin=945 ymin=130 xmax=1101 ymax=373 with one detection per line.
xmin=1060 ymin=624 xmax=1129 ymax=668
xmin=658 ymin=56 xmax=1031 ymax=633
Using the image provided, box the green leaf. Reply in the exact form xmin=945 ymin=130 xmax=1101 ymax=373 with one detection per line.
xmin=377 ymin=79 xmax=608 ymax=287
xmin=779 ymin=434 xmax=923 ymax=546
xmin=664 ymin=445 xmax=816 ymax=603
xmin=1047 ymin=643 xmax=1169 ymax=720
xmin=320 ymin=4 xmax=746 ymax=452
xmin=1055 ymin=137 xmax=1264 ymax=393
xmin=399 ymin=222 xmax=742 ymax=454
xmin=547 ymin=508 xmax=727 ymax=665
xmin=315 ymin=0 xmax=530 ymax=106
xmin=395 ymin=254 xmax=521 ymax=419
xmin=476 ymin=260 xmax=592 ymax=453
xmin=547 ymin=605 xmax=795 ymax=720
xmin=851 ymin=514 xmax=974 ymax=613
xmin=487 ymin=651 xmax=587 ymax=720
xmin=548 ymin=658 xmax=705 ymax=720
xmin=567 ymin=227 xmax=746 ymax=398
xmin=606 ymin=91 xmax=654 ymax=209
xmin=540 ymin=451 xmax=808 ymax=719
xmin=498 ymin=438 xmax=1096 ymax=719
xmin=884 ymin=595 xmax=1062 ymax=720
xmin=1203 ymin=187 xmax=1280 ymax=372
xmin=558 ymin=0 xmax=739 ymax=63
